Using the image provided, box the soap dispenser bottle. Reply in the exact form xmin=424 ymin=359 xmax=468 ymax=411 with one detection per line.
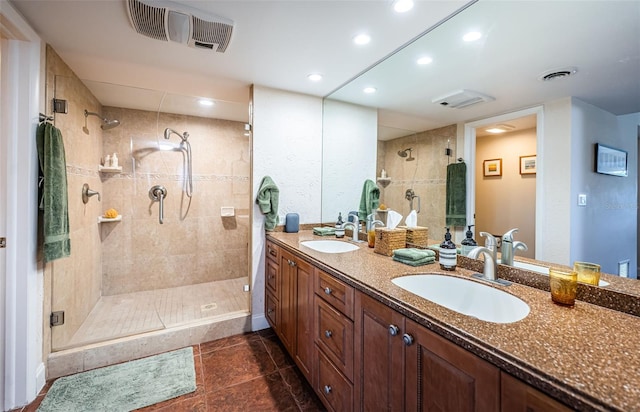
xmin=439 ymin=227 xmax=457 ymax=271
xmin=460 ymin=225 xmax=478 ymax=257
xmin=335 ymin=213 xmax=345 ymax=238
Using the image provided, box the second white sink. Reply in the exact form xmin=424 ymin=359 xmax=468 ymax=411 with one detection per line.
xmin=392 ymin=274 xmax=530 ymax=323
xmin=301 ymin=240 xmax=359 ymax=254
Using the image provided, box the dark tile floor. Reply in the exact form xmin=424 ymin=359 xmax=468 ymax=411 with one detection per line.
xmin=15 ymin=328 xmax=326 ymax=411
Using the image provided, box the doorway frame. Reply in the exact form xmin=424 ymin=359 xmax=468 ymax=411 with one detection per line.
xmin=463 ymin=105 xmax=544 ymax=258
xmin=0 ymin=1 xmax=45 ymax=409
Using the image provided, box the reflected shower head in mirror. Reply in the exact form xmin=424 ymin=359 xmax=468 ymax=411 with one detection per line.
xmin=84 ymin=110 xmax=120 ymax=130
xmin=398 ymin=148 xmax=415 ymax=161
xmin=164 ymin=127 xmax=190 ymax=142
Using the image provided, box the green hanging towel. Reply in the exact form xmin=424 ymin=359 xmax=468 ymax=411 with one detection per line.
xmin=36 ymin=122 xmax=71 ymax=262
xmin=358 ymin=179 xmax=380 ymax=221
xmin=256 ymin=176 xmax=279 ymax=231
xmin=445 ymin=162 xmax=467 ymax=227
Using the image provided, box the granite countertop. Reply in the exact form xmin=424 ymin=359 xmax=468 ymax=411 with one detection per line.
xmin=267 ymin=231 xmax=640 ymax=412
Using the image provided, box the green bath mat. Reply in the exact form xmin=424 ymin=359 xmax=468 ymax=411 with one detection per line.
xmin=38 ymin=347 xmax=196 ymax=411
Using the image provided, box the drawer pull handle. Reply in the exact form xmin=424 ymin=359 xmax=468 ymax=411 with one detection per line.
xmin=288 ymin=259 xmax=296 ymax=267
xmin=324 ymin=286 xmax=333 ymax=295
xmin=269 ymin=248 xmax=277 ymax=257
xmin=267 ymin=309 xmax=273 ymax=314
xmin=388 ymin=324 xmax=399 ymax=336
xmin=324 ymin=330 xmax=333 ymax=338
xmin=324 ymin=385 xmax=332 ymax=395
xmin=402 ymin=333 xmax=414 ymax=346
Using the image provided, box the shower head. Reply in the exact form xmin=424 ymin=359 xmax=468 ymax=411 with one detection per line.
xmin=84 ymin=110 xmax=120 ymax=130
xmin=398 ymin=148 xmax=415 ymax=161
xmin=164 ymin=128 xmax=189 ymax=142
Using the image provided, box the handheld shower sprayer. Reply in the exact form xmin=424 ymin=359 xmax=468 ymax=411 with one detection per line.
xmin=163 ymin=128 xmax=193 ymax=197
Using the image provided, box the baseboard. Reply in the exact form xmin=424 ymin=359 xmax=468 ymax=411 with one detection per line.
xmin=35 ymin=362 xmax=46 ymax=394
xmin=251 ymin=313 xmax=269 ymax=331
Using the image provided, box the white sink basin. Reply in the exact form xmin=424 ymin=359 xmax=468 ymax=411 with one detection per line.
xmin=498 ymin=260 xmax=609 ymax=287
xmin=392 ymin=274 xmax=530 ymax=323
xmin=301 ymin=240 xmax=359 ymax=254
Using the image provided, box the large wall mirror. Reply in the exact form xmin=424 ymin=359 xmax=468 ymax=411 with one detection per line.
xmin=322 ymin=1 xmax=640 ymax=281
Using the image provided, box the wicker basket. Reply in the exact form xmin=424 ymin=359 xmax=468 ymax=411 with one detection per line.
xmin=374 ymin=228 xmax=407 ymax=256
xmin=399 ymin=226 xmax=429 ymax=247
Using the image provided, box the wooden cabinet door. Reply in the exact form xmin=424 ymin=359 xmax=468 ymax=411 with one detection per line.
xmin=404 ymin=319 xmax=500 ymax=412
xmin=294 ymin=258 xmax=314 ymax=382
xmin=279 ymin=249 xmax=297 ymax=354
xmin=501 ymin=372 xmax=573 ymax=412
xmin=354 ymin=292 xmax=405 ymax=412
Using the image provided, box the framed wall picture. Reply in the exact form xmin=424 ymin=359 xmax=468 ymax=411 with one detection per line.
xmin=595 ymin=143 xmax=627 ymax=177
xmin=519 ymin=155 xmax=537 ymax=175
xmin=483 ymin=158 xmax=502 ymax=177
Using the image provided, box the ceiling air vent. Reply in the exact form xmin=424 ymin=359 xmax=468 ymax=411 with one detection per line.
xmin=125 ymin=0 xmax=234 ymax=53
xmin=539 ymin=67 xmax=578 ymax=81
xmin=431 ymin=89 xmax=495 ymax=109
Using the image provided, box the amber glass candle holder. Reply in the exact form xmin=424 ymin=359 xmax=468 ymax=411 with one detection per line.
xmin=549 ymin=267 xmax=577 ymax=306
xmin=574 ymin=261 xmax=601 ymax=286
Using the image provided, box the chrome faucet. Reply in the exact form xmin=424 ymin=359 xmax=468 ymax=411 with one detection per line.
xmin=366 ymin=213 xmax=385 ymax=232
xmin=501 ymin=228 xmax=528 ymax=266
xmin=468 ymin=232 xmax=510 ymax=285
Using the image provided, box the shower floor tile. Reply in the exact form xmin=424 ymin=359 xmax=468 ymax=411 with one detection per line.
xmin=65 ymin=278 xmax=249 ymax=349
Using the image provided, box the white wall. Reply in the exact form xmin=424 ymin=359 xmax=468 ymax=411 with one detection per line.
xmin=570 ymin=99 xmax=638 ymax=278
xmin=322 ymin=99 xmax=377 ymax=224
xmin=250 ymin=86 xmax=323 ymax=330
xmin=540 ymin=98 xmax=573 ymax=264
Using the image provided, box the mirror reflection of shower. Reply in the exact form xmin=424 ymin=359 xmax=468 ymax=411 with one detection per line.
xmin=164 ymin=128 xmax=193 ymax=197
xmin=397 ymin=147 xmax=415 ymax=161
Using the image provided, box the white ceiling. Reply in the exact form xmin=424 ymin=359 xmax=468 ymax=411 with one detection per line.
xmin=9 ymin=0 xmax=640 ymax=138
xmin=10 ymin=0 xmax=470 ymax=121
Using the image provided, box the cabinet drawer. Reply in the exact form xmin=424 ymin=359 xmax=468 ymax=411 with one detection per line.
xmin=266 ymin=258 xmax=279 ymax=294
xmin=265 ymin=290 xmax=279 ymax=330
xmin=316 ymin=348 xmax=353 ymax=412
xmin=315 ymin=269 xmax=354 ymax=319
xmin=315 ymin=296 xmax=354 ymax=381
xmin=266 ymin=240 xmax=280 ymax=263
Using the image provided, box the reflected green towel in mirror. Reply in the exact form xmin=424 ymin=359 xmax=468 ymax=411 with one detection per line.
xmin=446 ymin=162 xmax=466 ymax=227
xmin=358 ymin=179 xmax=380 ymax=221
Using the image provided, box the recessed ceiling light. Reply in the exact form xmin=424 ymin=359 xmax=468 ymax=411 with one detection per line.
xmin=353 ymin=34 xmax=371 ymax=45
xmin=198 ymin=99 xmax=214 ymax=106
xmin=393 ymin=0 xmax=414 ymax=13
xmin=486 ymin=124 xmax=515 ymax=134
xmin=307 ymin=73 xmax=323 ymax=82
xmin=463 ymin=31 xmax=482 ymax=42
xmin=363 ymin=87 xmax=377 ymax=94
xmin=417 ymin=56 xmax=433 ymax=65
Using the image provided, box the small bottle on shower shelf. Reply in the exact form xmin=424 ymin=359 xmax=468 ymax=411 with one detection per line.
xmin=111 ymin=153 xmax=118 ymax=168
xmin=104 ymin=154 xmax=111 ymax=167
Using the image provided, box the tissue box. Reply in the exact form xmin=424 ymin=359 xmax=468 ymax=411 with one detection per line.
xmin=399 ymin=226 xmax=429 ymax=247
xmin=374 ymin=228 xmax=407 ymax=256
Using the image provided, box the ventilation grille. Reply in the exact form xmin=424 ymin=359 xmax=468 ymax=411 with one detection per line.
xmin=431 ymin=89 xmax=495 ymax=109
xmin=191 ymin=16 xmax=233 ymax=52
xmin=127 ymin=0 xmax=168 ymax=41
xmin=126 ymin=0 xmax=234 ymax=52
xmin=539 ymin=67 xmax=578 ymax=81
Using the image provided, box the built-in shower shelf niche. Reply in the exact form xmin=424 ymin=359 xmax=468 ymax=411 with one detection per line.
xmin=98 ymin=215 xmax=122 ymax=223
xmin=377 ymin=177 xmax=391 ymax=188
xmin=99 ymin=165 xmax=122 ymax=173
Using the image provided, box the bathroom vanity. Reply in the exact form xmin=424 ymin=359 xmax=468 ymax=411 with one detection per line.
xmin=265 ymin=231 xmax=640 ymax=411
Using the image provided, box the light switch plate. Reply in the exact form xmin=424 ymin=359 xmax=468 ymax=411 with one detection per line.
xmin=578 ymin=194 xmax=587 ymax=206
